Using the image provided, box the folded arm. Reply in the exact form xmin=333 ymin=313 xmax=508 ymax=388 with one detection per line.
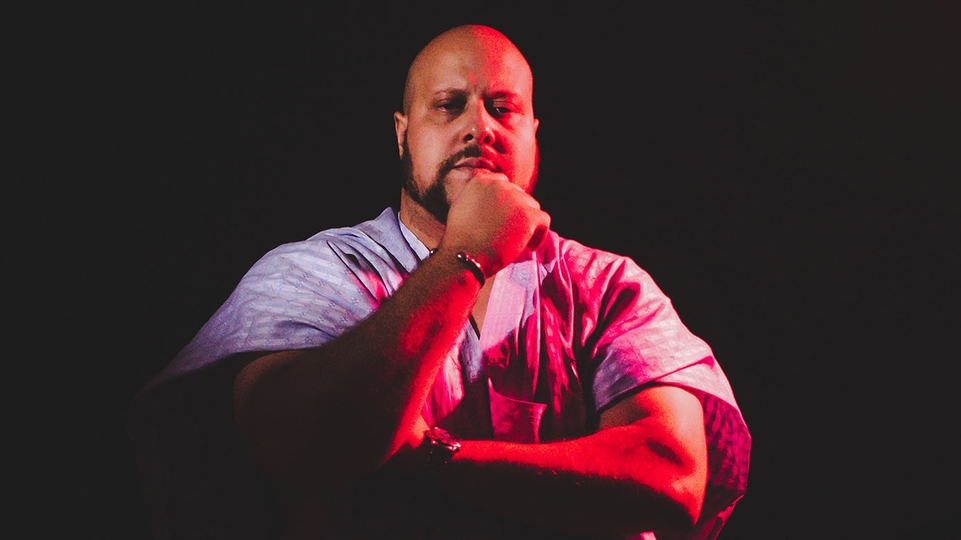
xmin=416 ymin=384 xmax=708 ymax=536
xmin=231 ymin=176 xmax=706 ymax=536
xmin=233 ymin=175 xmax=551 ymax=499
xmin=232 ymin=246 xmax=483 ymax=498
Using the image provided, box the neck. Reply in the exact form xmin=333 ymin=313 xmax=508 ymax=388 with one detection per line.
xmin=398 ymin=190 xmax=445 ymax=251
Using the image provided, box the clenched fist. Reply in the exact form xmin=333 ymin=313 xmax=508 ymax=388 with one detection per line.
xmin=440 ymin=171 xmax=551 ymax=277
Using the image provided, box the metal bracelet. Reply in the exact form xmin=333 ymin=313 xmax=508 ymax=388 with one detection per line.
xmin=455 ymin=251 xmax=486 ymax=286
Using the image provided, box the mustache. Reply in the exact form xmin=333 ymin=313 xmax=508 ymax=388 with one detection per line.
xmin=437 ymin=144 xmax=484 ymax=179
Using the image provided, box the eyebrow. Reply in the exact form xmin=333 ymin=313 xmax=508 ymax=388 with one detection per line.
xmin=430 ymin=88 xmax=468 ymax=98
xmin=429 ymin=88 xmax=526 ymax=103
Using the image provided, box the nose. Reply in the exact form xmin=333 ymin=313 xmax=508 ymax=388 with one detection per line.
xmin=464 ymin=102 xmax=495 ymax=145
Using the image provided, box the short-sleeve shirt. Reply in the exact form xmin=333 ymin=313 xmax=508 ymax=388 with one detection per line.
xmin=129 ymin=208 xmax=750 ymax=539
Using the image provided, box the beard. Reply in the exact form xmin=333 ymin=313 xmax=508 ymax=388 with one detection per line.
xmin=400 ymin=139 xmax=458 ymax=224
xmin=400 ymin=140 xmax=540 ymax=225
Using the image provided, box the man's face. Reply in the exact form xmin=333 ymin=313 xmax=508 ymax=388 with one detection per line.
xmin=395 ymin=29 xmax=539 ymax=223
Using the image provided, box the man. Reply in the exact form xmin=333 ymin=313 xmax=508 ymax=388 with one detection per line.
xmin=129 ymin=24 xmax=750 ymax=539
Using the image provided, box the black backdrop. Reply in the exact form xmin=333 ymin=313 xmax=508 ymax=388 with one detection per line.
xmin=20 ymin=2 xmax=958 ymax=539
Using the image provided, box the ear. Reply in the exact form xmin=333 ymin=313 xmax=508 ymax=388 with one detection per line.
xmin=533 ymin=117 xmax=540 ymax=134
xmin=393 ymin=111 xmax=408 ymax=159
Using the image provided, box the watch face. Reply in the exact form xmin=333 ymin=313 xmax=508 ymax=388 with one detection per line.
xmin=430 ymin=427 xmax=459 ymax=447
xmin=426 ymin=427 xmax=460 ymax=470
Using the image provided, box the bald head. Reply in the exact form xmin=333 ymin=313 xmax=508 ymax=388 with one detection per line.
xmin=402 ymin=25 xmax=534 ymax=115
xmin=393 ymin=24 xmax=540 ymax=228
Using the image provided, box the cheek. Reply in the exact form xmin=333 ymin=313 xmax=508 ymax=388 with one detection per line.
xmin=510 ymin=137 xmax=539 ymax=183
xmin=408 ymin=129 xmax=446 ymax=174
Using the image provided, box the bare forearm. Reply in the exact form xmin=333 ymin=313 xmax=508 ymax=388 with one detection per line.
xmin=234 ymin=248 xmax=481 ymax=494
xmin=434 ymin=391 xmax=708 ymax=536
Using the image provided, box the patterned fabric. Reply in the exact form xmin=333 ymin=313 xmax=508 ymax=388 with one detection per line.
xmin=129 ymin=207 xmax=750 ymax=539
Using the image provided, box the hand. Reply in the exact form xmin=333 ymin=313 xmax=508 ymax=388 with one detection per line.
xmin=441 ymin=171 xmax=551 ymax=275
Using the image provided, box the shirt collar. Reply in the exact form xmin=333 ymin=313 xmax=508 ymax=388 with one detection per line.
xmin=354 ymin=207 xmax=429 ymax=274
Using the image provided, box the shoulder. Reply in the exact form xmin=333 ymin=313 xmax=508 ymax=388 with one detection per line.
xmin=537 ymin=231 xmax=660 ymax=293
xmin=243 ymin=208 xmax=415 ymax=285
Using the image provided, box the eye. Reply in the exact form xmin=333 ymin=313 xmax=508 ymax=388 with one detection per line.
xmin=487 ymin=99 xmax=515 ymax=117
xmin=437 ymin=97 xmax=466 ymax=113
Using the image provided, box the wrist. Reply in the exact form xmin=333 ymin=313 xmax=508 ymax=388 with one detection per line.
xmin=454 ymin=251 xmax=486 ymax=286
xmin=423 ymin=426 xmax=461 ymax=475
xmin=430 ymin=247 xmax=489 ymax=286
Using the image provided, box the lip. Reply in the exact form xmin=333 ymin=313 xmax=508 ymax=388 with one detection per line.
xmin=454 ymin=157 xmax=499 ymax=171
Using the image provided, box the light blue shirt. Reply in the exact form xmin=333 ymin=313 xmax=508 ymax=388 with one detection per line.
xmin=130 ymin=207 xmax=750 ymax=539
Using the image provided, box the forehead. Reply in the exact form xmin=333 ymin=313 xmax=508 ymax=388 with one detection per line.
xmin=410 ymin=31 xmax=533 ymax=102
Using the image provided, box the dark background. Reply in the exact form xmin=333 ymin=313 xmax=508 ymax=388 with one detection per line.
xmin=19 ymin=2 xmax=957 ymax=538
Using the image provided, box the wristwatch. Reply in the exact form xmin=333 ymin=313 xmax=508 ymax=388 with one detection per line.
xmin=424 ymin=426 xmax=461 ymax=470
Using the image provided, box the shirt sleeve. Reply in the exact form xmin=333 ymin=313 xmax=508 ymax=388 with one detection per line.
xmin=155 ymin=232 xmax=404 ymax=384
xmin=566 ymin=250 xmax=715 ymax=413
xmin=573 ymin=250 xmax=750 ymax=540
